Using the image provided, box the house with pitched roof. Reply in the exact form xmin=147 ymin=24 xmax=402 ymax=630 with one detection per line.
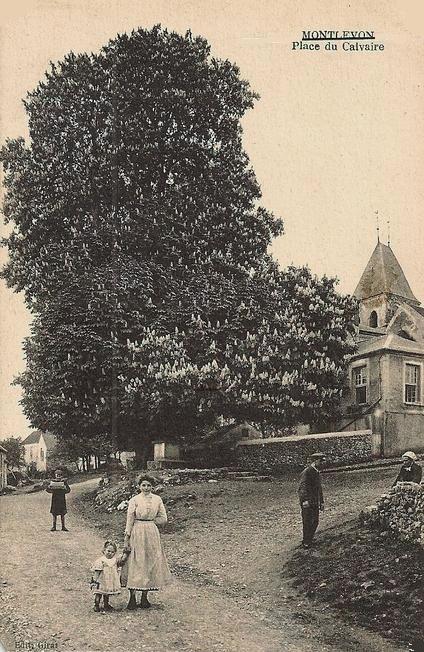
xmin=22 ymin=431 xmax=56 ymax=472
xmin=340 ymin=242 xmax=424 ymax=456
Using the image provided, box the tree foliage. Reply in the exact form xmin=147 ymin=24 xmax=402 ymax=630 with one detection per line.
xmin=1 ymin=26 xmax=357 ymax=458
xmin=1 ymin=437 xmax=25 ymax=469
xmin=1 ymin=26 xmax=278 ymax=308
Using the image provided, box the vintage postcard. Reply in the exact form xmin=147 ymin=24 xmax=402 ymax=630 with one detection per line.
xmin=1 ymin=2 xmax=423 ymax=651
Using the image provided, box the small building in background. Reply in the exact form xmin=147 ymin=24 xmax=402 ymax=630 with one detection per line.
xmin=186 ymin=421 xmax=263 ymax=468
xmin=120 ymin=450 xmax=136 ymax=469
xmin=0 ymin=444 xmax=7 ymax=490
xmin=146 ymin=441 xmax=186 ymax=471
xmin=22 ymin=431 xmax=56 ymax=472
xmin=154 ymin=441 xmax=181 ymax=462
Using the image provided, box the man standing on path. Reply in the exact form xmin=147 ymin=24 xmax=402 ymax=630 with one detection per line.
xmin=298 ymin=452 xmax=326 ymax=549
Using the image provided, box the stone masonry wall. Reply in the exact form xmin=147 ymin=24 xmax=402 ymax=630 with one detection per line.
xmin=236 ymin=430 xmax=375 ymax=474
xmin=362 ymin=482 xmax=424 ymax=547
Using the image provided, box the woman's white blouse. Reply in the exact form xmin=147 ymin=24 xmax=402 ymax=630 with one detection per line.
xmin=125 ymin=493 xmax=168 ymax=536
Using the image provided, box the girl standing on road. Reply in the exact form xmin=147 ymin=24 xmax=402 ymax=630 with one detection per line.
xmin=123 ymin=475 xmax=172 ymax=610
xmin=90 ymin=541 xmax=130 ymax=612
xmin=45 ymin=469 xmax=71 ymax=531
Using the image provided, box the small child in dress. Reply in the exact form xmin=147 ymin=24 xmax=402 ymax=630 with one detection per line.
xmin=90 ymin=541 xmax=130 ymax=612
xmin=45 ymin=469 xmax=71 ymax=531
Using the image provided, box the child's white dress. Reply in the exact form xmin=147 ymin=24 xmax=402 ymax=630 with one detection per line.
xmin=91 ymin=555 xmax=121 ymax=595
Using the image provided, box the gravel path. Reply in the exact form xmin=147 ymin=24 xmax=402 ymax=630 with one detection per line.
xmin=0 ymin=473 xmax=406 ymax=652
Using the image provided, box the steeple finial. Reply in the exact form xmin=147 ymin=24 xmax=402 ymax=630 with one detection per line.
xmin=375 ymin=210 xmax=380 ymax=243
xmin=387 ymin=218 xmax=391 ymax=248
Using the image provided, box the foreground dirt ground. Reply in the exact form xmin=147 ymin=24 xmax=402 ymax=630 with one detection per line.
xmin=0 ymin=468 xmax=407 ymax=652
xmin=286 ymin=519 xmax=424 ymax=649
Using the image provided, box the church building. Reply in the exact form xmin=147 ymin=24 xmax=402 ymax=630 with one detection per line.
xmin=340 ymin=241 xmax=424 ymax=457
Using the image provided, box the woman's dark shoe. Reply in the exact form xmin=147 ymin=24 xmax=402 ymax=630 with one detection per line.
xmin=139 ymin=598 xmax=151 ymax=609
xmin=61 ymin=527 xmax=69 ymax=532
xmin=50 ymin=526 xmax=57 ymax=531
xmin=126 ymin=598 xmax=137 ymax=610
xmin=94 ymin=604 xmax=101 ymax=612
xmin=103 ymin=604 xmax=115 ymax=611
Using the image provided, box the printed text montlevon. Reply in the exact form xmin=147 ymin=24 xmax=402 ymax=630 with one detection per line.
xmin=302 ymin=30 xmax=374 ymax=40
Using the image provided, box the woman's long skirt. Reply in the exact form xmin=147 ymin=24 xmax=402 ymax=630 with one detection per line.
xmin=122 ymin=521 xmax=172 ymax=591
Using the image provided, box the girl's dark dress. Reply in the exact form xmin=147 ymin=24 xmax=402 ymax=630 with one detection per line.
xmin=46 ymin=480 xmax=71 ymax=515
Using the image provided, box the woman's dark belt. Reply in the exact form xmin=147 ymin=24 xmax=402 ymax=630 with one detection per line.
xmin=135 ymin=518 xmax=155 ymax=521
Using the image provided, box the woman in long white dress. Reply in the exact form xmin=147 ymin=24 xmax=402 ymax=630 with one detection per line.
xmin=123 ymin=475 xmax=172 ymax=609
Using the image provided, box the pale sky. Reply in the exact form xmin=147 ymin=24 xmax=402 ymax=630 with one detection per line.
xmin=1 ymin=0 xmax=423 ymax=439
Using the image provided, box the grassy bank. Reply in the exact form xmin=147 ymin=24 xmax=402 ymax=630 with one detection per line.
xmin=285 ymin=519 xmax=424 ymax=650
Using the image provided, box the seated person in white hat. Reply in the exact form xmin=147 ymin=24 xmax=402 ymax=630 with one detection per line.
xmin=392 ymin=451 xmax=422 ymax=485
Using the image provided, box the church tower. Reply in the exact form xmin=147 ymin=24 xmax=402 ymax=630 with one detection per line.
xmin=354 ymin=242 xmax=420 ymax=331
xmin=340 ymin=241 xmax=424 ymax=457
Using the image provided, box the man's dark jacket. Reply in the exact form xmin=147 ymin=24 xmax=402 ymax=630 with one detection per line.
xmin=393 ymin=461 xmax=422 ymax=485
xmin=298 ymin=465 xmax=324 ymax=506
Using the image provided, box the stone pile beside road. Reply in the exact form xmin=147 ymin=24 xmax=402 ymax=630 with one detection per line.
xmin=94 ymin=467 xmax=271 ymax=512
xmin=361 ymin=482 xmax=424 ymax=546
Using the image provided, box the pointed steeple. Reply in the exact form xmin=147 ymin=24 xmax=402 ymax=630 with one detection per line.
xmin=354 ymin=242 xmax=418 ymax=303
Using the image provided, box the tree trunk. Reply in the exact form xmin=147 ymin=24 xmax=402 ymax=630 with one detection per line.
xmin=134 ymin=439 xmax=152 ymax=470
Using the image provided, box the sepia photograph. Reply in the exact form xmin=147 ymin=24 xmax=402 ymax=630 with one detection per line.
xmin=1 ymin=2 xmax=423 ymax=651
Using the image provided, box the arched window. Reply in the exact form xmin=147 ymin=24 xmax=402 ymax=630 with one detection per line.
xmin=369 ymin=311 xmax=378 ymax=328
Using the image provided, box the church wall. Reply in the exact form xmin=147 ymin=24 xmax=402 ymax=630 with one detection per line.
xmin=384 ymin=353 xmax=424 ymax=412
xmin=341 ymin=353 xmax=383 ymax=413
xmin=384 ymin=412 xmax=424 ymax=456
xmin=387 ymin=305 xmax=424 ymax=343
xmin=340 ymin=351 xmax=424 ymax=456
xmin=369 ymin=355 xmax=383 ymax=402
xmin=359 ymin=295 xmax=389 ymax=329
xmin=383 ymin=352 xmax=424 ymax=456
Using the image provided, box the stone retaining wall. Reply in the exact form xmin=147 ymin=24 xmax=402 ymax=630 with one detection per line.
xmin=236 ymin=429 xmax=379 ymax=473
xmin=361 ymin=482 xmax=424 ymax=546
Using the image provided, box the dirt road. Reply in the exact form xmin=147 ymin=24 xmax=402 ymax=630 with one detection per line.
xmin=0 ymin=475 xmax=405 ymax=652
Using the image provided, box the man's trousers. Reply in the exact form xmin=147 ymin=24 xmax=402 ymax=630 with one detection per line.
xmin=301 ymin=504 xmax=319 ymax=545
